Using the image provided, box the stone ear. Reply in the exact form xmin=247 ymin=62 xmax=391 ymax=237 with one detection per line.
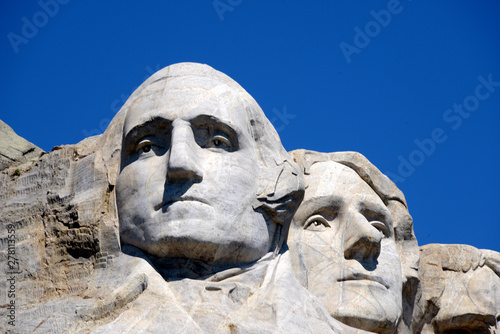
xmin=252 ymin=159 xmax=304 ymax=253
xmin=244 ymin=103 xmax=304 ymax=227
xmin=254 ymin=160 xmax=304 ymax=227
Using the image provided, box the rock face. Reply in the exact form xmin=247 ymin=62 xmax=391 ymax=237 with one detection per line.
xmin=0 ymin=131 xmax=119 ymax=332
xmin=288 ymin=150 xmax=419 ymax=334
xmin=0 ymin=119 xmax=43 ymax=171
xmin=0 ymin=63 xmax=498 ymax=333
xmin=417 ymin=244 xmax=500 ymax=333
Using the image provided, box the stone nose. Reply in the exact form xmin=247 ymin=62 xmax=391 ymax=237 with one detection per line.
xmin=166 ymin=120 xmax=203 ymax=183
xmin=343 ymin=212 xmax=382 ymax=264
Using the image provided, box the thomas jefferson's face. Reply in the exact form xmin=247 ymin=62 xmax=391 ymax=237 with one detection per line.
xmin=289 ymin=161 xmax=402 ymax=333
xmin=116 ymin=75 xmax=273 ymax=265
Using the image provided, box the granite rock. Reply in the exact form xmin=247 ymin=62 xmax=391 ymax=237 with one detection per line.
xmin=0 ymin=63 xmax=498 ymax=333
xmin=288 ymin=150 xmax=420 ymax=334
xmin=417 ymin=244 xmax=500 ymax=333
xmin=0 ymin=119 xmax=44 ymax=172
xmin=0 ymin=63 xmax=359 ymax=333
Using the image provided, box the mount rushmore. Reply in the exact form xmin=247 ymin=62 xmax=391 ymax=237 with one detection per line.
xmin=1 ymin=63 xmax=499 ymax=333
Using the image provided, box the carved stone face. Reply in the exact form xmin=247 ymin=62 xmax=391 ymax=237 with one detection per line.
xmin=289 ymin=161 xmax=402 ymax=333
xmin=116 ymin=74 xmax=273 ymax=265
xmin=434 ymin=265 xmax=500 ymax=333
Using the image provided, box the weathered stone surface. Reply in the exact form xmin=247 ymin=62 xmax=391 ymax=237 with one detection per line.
xmin=288 ymin=150 xmax=420 ymax=334
xmin=0 ymin=127 xmax=121 ymax=330
xmin=417 ymin=244 xmax=500 ymax=333
xmin=116 ymin=64 xmax=303 ymax=265
xmin=0 ymin=119 xmax=44 ymax=171
xmin=0 ymin=63 xmax=359 ymax=333
xmin=0 ymin=63 xmax=498 ymax=333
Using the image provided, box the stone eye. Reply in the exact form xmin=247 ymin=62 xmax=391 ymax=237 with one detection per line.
xmin=208 ymin=135 xmax=232 ymax=150
xmin=193 ymin=122 xmax=238 ymax=152
xmin=370 ymin=221 xmax=388 ymax=237
xmin=304 ymin=214 xmax=331 ymax=232
xmin=361 ymin=209 xmax=390 ymax=237
xmin=136 ymin=140 xmax=157 ymax=155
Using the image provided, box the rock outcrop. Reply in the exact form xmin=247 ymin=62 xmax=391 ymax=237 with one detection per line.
xmin=417 ymin=244 xmax=500 ymax=333
xmin=0 ymin=119 xmax=43 ymax=172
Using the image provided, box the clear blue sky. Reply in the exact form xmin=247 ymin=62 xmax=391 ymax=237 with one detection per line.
xmin=1 ymin=1 xmax=499 ymax=251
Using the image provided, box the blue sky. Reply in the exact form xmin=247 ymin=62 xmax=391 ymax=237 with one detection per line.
xmin=1 ymin=1 xmax=499 ymax=251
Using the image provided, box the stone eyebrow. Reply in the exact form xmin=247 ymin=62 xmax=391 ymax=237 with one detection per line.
xmin=300 ymin=194 xmax=343 ymax=208
xmin=190 ymin=114 xmax=240 ymax=149
xmin=359 ymin=199 xmax=392 ymax=228
xmin=296 ymin=195 xmax=343 ymax=226
xmin=123 ymin=116 xmax=172 ymax=151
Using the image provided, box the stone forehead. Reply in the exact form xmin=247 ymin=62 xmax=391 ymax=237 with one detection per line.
xmin=140 ymin=62 xmax=248 ymax=95
xmin=291 ymin=149 xmax=407 ymax=207
xmin=134 ymin=75 xmax=246 ymax=110
xmin=305 ymin=160 xmax=369 ymax=199
xmin=120 ymin=64 xmax=264 ymax=145
xmin=124 ymin=63 xmax=257 ymax=128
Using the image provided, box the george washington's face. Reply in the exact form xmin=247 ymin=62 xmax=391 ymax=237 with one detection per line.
xmin=116 ymin=75 xmax=275 ymax=265
xmin=289 ymin=161 xmax=402 ymax=334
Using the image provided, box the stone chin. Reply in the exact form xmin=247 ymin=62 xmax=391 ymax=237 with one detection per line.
xmin=118 ymin=201 xmax=271 ymax=265
xmin=330 ymin=284 xmax=402 ymax=334
xmin=308 ymin=271 xmax=402 ymax=334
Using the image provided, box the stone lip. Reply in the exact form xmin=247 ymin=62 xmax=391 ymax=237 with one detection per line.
xmin=0 ymin=119 xmax=44 ymax=171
